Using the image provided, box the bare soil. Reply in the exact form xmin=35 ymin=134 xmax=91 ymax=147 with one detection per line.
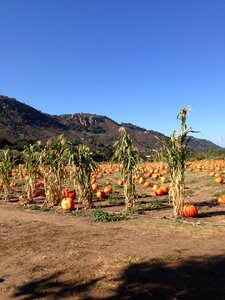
xmin=1 ymin=170 xmax=225 ymax=299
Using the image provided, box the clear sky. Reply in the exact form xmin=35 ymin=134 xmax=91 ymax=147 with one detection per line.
xmin=1 ymin=0 xmax=225 ymax=146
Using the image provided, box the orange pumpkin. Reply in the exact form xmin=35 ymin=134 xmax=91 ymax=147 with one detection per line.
xmin=218 ymin=195 xmax=225 ymax=204
xmin=160 ymin=176 xmax=167 ymax=183
xmin=152 ymin=184 xmax=160 ymax=192
xmin=104 ymin=186 xmax=113 ymax=194
xmin=138 ymin=177 xmax=145 ymax=184
xmin=215 ymin=177 xmax=223 ymax=184
xmin=182 ymin=204 xmax=198 ymax=218
xmin=160 ymin=186 xmax=169 ymax=195
xmin=91 ymin=182 xmax=99 ymax=191
xmin=61 ymin=197 xmax=75 ymax=211
xmin=66 ymin=190 xmax=76 ymax=199
xmin=96 ymin=190 xmax=107 ymax=200
xmin=117 ymin=179 xmax=124 ymax=186
xmin=35 ymin=189 xmax=45 ymax=197
xmin=155 ymin=187 xmax=164 ymax=196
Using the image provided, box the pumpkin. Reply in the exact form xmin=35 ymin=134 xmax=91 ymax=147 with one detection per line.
xmin=160 ymin=186 xmax=169 ymax=195
xmin=218 ymin=195 xmax=225 ymax=204
xmin=215 ymin=177 xmax=223 ymax=184
xmin=91 ymin=182 xmax=99 ymax=191
xmin=182 ymin=204 xmax=198 ymax=218
xmin=152 ymin=184 xmax=160 ymax=192
xmin=104 ymin=186 xmax=113 ymax=194
xmin=66 ymin=190 xmax=76 ymax=199
xmin=138 ymin=177 xmax=145 ymax=184
xmin=35 ymin=189 xmax=45 ymax=197
xmin=61 ymin=197 xmax=75 ymax=211
xmin=160 ymin=176 xmax=167 ymax=183
xmin=96 ymin=190 xmax=107 ymax=200
xmin=117 ymin=179 xmax=124 ymax=186
xmin=152 ymin=173 xmax=160 ymax=179
xmin=155 ymin=187 xmax=164 ymax=196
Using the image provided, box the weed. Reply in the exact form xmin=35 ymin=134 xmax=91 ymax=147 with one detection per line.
xmin=143 ymin=201 xmax=167 ymax=210
xmin=65 ymin=210 xmax=84 ymax=217
xmin=30 ymin=265 xmax=46 ymax=273
xmin=91 ymin=209 xmax=126 ymax=222
xmin=214 ymin=190 xmax=225 ymax=197
xmin=123 ymin=206 xmax=143 ymax=215
xmin=24 ymin=204 xmax=51 ymax=212
xmin=108 ymin=198 xmax=124 ymax=206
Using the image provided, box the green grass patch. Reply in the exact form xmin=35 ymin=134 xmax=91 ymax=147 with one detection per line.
xmin=214 ymin=190 xmax=225 ymax=197
xmin=144 ymin=200 xmax=168 ymax=210
xmin=65 ymin=210 xmax=84 ymax=217
xmin=123 ymin=206 xmax=143 ymax=215
xmin=23 ymin=204 xmax=51 ymax=212
xmin=91 ymin=208 xmax=126 ymax=222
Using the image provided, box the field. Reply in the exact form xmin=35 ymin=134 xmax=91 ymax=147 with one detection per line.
xmin=1 ymin=161 xmax=225 ymax=299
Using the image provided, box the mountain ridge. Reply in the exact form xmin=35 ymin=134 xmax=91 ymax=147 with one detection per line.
xmin=0 ymin=95 xmax=222 ymax=154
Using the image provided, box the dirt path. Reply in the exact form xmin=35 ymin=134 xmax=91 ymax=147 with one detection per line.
xmin=1 ymin=202 xmax=225 ymax=299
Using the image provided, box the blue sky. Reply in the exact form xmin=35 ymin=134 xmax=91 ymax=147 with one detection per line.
xmin=1 ymin=0 xmax=225 ymax=146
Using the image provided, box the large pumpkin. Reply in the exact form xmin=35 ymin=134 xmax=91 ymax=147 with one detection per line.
xmin=61 ymin=197 xmax=75 ymax=211
xmin=182 ymin=204 xmax=198 ymax=218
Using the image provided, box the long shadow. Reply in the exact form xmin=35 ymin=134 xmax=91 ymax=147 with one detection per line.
xmin=106 ymin=255 xmax=225 ymax=300
xmin=198 ymin=210 xmax=225 ymax=218
xmin=192 ymin=199 xmax=218 ymax=208
xmin=11 ymin=271 xmax=103 ymax=300
xmin=11 ymin=256 xmax=225 ymax=299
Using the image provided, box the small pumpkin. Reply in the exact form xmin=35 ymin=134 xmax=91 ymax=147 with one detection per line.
xmin=152 ymin=184 xmax=160 ymax=193
xmin=61 ymin=197 xmax=75 ymax=211
xmin=182 ymin=204 xmax=198 ymax=218
xmin=160 ymin=176 xmax=167 ymax=183
xmin=35 ymin=189 xmax=45 ymax=197
xmin=215 ymin=177 xmax=223 ymax=184
xmin=104 ymin=186 xmax=113 ymax=194
xmin=218 ymin=195 xmax=225 ymax=204
xmin=138 ymin=177 xmax=145 ymax=184
xmin=66 ymin=190 xmax=76 ymax=199
xmin=117 ymin=179 xmax=124 ymax=186
xmin=155 ymin=187 xmax=164 ymax=196
xmin=96 ymin=190 xmax=107 ymax=200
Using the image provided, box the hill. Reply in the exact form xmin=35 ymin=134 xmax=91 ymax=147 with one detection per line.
xmin=0 ymin=96 xmax=222 ymax=157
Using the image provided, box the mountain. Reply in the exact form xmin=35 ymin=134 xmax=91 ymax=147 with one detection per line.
xmin=0 ymin=96 xmax=222 ymax=155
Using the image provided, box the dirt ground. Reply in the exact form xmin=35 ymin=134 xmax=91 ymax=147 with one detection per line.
xmin=1 ymin=170 xmax=225 ymax=299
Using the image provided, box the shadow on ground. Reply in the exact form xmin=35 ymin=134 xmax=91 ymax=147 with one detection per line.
xmin=11 ymin=272 xmax=103 ymax=300
xmin=11 ymin=255 xmax=225 ymax=299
